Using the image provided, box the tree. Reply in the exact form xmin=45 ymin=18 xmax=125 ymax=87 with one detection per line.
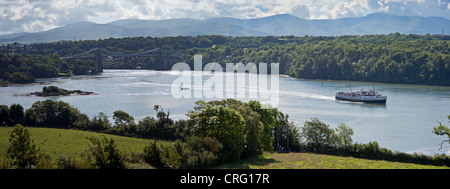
xmin=60 ymin=62 xmax=70 ymax=73
xmin=433 ymin=115 xmax=450 ymax=151
xmin=198 ymin=37 xmax=213 ymax=48
xmin=248 ymin=100 xmax=276 ymax=152
xmin=84 ymin=137 xmax=126 ymax=169
xmin=0 ymin=105 xmax=9 ymax=126
xmin=137 ymin=116 xmax=158 ymax=138
xmin=301 ymin=118 xmax=338 ymax=151
xmin=272 ymin=110 xmax=301 ymax=152
xmin=335 ymin=123 xmax=354 ymax=148
xmin=237 ymin=105 xmax=263 ymax=158
xmin=6 ymin=124 xmax=39 ymax=169
xmin=42 ymin=86 xmax=59 ymax=93
xmin=154 ymin=105 xmax=172 ymax=126
xmin=152 ymin=105 xmax=175 ymax=139
xmin=225 ymin=47 xmax=232 ymax=57
xmin=188 ymin=104 xmax=246 ymax=162
xmin=9 ymin=103 xmax=24 ymax=125
xmin=113 ymin=110 xmax=134 ymax=125
xmin=24 ymin=100 xmax=82 ymax=128
xmin=89 ymin=112 xmax=111 ymax=132
xmin=8 ymin=72 xmax=34 ymax=83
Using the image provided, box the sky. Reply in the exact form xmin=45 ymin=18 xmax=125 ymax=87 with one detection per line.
xmin=0 ymin=0 xmax=449 ymax=35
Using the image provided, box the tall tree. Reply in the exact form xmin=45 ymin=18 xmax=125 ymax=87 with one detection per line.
xmin=6 ymin=124 xmax=39 ymax=169
xmin=9 ymin=103 xmax=24 ymax=125
xmin=0 ymin=105 xmax=9 ymax=126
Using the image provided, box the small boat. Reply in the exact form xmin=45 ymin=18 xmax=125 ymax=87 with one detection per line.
xmin=335 ymin=85 xmax=387 ymax=104
xmin=179 ymin=87 xmax=190 ymax=91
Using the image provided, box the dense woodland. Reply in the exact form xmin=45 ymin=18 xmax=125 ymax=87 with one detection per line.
xmin=1 ymin=33 xmax=449 ymax=85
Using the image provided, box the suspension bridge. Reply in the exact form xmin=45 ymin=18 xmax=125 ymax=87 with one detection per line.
xmin=60 ymin=48 xmax=185 ymax=72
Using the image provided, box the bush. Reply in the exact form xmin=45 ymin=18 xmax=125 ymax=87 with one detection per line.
xmin=35 ymin=152 xmax=54 ymax=169
xmin=355 ymin=141 xmax=382 ymax=159
xmin=57 ymin=155 xmax=85 ymax=169
xmin=83 ymin=137 xmax=126 ymax=169
xmin=142 ymin=137 xmax=223 ymax=169
xmin=143 ymin=140 xmax=165 ymax=169
xmin=181 ymin=136 xmax=223 ymax=169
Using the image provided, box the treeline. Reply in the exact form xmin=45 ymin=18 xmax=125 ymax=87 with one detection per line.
xmin=2 ymin=33 xmax=449 ymax=85
xmin=2 ymin=99 xmax=450 ymax=168
xmin=0 ymin=100 xmax=184 ymax=141
xmin=0 ymin=52 xmax=98 ymax=84
xmin=284 ymin=35 xmax=450 ymax=85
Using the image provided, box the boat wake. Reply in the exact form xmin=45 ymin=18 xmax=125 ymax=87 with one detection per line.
xmin=281 ymin=91 xmax=334 ymax=101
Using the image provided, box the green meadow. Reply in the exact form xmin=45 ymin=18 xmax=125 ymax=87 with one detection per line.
xmin=222 ymin=152 xmax=449 ymax=169
xmin=0 ymin=127 xmax=169 ymax=160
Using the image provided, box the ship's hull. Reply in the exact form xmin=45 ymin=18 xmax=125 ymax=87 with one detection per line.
xmin=335 ymin=95 xmax=387 ymax=104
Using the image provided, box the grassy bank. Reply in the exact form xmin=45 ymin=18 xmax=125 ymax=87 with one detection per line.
xmin=222 ymin=152 xmax=449 ymax=169
xmin=0 ymin=127 xmax=170 ymax=159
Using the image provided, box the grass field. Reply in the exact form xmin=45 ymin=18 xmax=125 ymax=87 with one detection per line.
xmin=0 ymin=127 xmax=169 ymax=158
xmin=222 ymin=152 xmax=449 ymax=169
xmin=1 ymin=127 xmax=449 ymax=169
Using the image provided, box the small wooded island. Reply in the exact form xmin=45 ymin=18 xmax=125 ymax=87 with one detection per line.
xmin=31 ymin=86 xmax=95 ymax=96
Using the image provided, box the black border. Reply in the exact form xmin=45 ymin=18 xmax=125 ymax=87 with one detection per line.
xmin=0 ymin=169 xmax=444 ymax=187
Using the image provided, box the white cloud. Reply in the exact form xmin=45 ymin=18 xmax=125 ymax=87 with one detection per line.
xmin=0 ymin=0 xmax=448 ymax=35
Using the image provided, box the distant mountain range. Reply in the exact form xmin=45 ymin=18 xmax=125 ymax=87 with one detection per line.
xmin=1 ymin=13 xmax=449 ymax=44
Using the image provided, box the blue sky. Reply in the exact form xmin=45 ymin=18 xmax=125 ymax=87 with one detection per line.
xmin=0 ymin=0 xmax=449 ymax=35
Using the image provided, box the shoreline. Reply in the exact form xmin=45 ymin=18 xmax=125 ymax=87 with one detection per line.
xmin=1 ymin=80 xmax=66 ymax=87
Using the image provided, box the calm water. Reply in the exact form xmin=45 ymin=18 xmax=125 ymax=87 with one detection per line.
xmin=1 ymin=69 xmax=450 ymax=155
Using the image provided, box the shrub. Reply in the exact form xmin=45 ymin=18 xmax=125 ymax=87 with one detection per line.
xmin=143 ymin=137 xmax=223 ymax=169
xmin=182 ymin=136 xmax=223 ymax=169
xmin=143 ymin=140 xmax=165 ymax=169
xmin=57 ymin=155 xmax=85 ymax=169
xmin=84 ymin=137 xmax=126 ymax=169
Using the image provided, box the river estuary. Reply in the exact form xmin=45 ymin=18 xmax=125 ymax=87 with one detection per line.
xmin=1 ymin=69 xmax=450 ymax=155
